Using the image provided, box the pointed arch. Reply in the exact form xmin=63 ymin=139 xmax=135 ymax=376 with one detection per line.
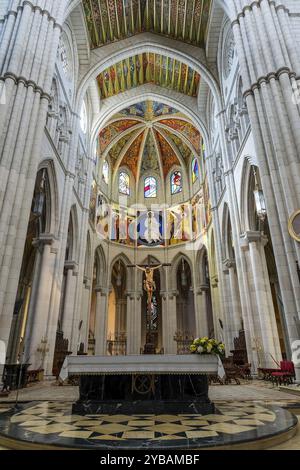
xmin=109 ymin=253 xmax=132 ymax=293
xmin=84 ymin=231 xmax=92 ymax=280
xmin=37 ymin=159 xmax=59 ymax=236
xmin=222 ymin=203 xmax=235 ymax=260
xmin=196 ymin=243 xmax=210 ymax=287
xmin=66 ymin=205 xmax=79 ymax=262
xmin=94 ymin=244 xmax=107 ymax=288
xmin=170 ymin=253 xmax=193 ymax=291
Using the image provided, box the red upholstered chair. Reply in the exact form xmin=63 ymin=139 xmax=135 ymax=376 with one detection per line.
xmin=271 ymin=361 xmax=295 ymax=386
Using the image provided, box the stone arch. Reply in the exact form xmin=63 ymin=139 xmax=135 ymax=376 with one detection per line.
xmin=64 ymin=1 xmax=234 ymax=33
xmin=94 ymin=245 xmax=107 ymax=288
xmin=91 ymin=88 xmax=210 ymax=155
xmin=84 ymin=231 xmax=92 ymax=280
xmin=222 ymin=202 xmax=235 ymax=260
xmin=195 ymin=243 xmax=210 ymax=287
xmin=240 ymin=156 xmax=259 ymax=232
xmin=66 ymin=205 xmax=79 ymax=262
xmin=68 ymin=33 xmax=224 ymax=125
xmin=170 ymin=252 xmax=193 ymax=292
xmin=109 ymin=253 xmax=133 ymax=293
xmin=209 ymin=229 xmax=218 ymax=280
xmin=37 ymin=159 xmax=59 ymax=236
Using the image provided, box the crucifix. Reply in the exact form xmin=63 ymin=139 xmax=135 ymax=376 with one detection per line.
xmin=128 ymin=256 xmax=171 ymax=354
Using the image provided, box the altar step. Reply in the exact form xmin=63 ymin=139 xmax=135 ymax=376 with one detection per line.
xmin=279 ymin=385 xmax=300 ymax=398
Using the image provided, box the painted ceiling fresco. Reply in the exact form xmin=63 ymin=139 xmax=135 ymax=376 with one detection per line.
xmin=83 ymin=0 xmax=212 ymax=49
xmin=99 ymin=101 xmax=202 ymax=181
xmin=97 ymin=53 xmax=201 ymax=99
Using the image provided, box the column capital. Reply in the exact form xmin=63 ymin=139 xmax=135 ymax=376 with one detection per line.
xmin=95 ymin=285 xmax=110 ymax=296
xmin=32 ymin=233 xmax=56 ymax=248
xmin=240 ymin=231 xmax=268 ymax=248
xmin=126 ymin=291 xmax=142 ymax=301
xmin=64 ymin=260 xmax=78 ymax=274
xmin=223 ymin=258 xmax=236 ymax=270
xmin=196 ymin=284 xmax=210 ymax=295
xmin=161 ymin=290 xmax=178 ymax=300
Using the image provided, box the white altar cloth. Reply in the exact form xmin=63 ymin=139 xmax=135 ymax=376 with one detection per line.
xmin=60 ymin=354 xmax=225 ymax=382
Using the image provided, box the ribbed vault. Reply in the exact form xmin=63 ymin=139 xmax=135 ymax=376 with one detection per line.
xmin=99 ymin=100 xmax=202 ymax=184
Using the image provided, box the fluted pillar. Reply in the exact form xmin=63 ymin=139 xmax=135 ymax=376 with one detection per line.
xmin=24 ymin=235 xmax=57 ymax=373
xmin=223 ymin=259 xmax=243 ymax=343
xmin=229 ymin=0 xmax=300 ymax=372
xmin=243 ymin=231 xmax=282 ymax=367
xmin=162 ymin=292 xmax=177 ymax=354
xmin=94 ymin=287 xmax=109 ymax=355
xmin=61 ymin=261 xmax=79 ymax=352
xmin=194 ymin=287 xmax=209 ymax=338
xmin=126 ymin=292 xmax=142 ymax=355
xmin=0 ymin=0 xmax=65 ymax=358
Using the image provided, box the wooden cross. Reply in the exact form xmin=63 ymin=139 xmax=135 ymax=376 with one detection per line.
xmin=127 ymin=255 xmax=171 ymax=270
xmin=127 ymin=256 xmax=171 ymax=354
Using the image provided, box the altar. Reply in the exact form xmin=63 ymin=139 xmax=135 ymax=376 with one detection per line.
xmin=60 ymin=355 xmax=223 ymax=414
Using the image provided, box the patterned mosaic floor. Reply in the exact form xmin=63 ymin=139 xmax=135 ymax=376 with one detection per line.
xmin=0 ymin=401 xmax=297 ymax=449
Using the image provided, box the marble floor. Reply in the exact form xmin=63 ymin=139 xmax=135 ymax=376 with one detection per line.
xmin=0 ymin=380 xmax=299 ymax=450
xmin=0 ymin=401 xmax=297 ymax=450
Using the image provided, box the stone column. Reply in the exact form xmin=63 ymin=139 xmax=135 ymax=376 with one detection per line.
xmin=162 ymin=292 xmax=177 ymax=354
xmin=229 ymin=0 xmax=300 ymax=378
xmin=94 ymin=287 xmax=109 ymax=355
xmin=24 ymin=235 xmax=57 ymax=372
xmin=82 ymin=278 xmax=92 ymax=352
xmin=205 ymin=155 xmax=230 ymax=343
xmin=0 ymin=1 xmax=64 ymax=356
xmin=126 ymin=292 xmax=142 ymax=355
xmin=223 ymin=259 xmax=243 ymax=343
xmin=244 ymin=231 xmax=282 ymax=367
xmin=61 ymin=261 xmax=78 ymax=352
xmin=194 ymin=287 xmax=209 ymax=338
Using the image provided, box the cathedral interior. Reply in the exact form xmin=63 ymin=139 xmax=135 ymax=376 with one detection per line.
xmin=0 ymin=0 xmax=300 ymax=452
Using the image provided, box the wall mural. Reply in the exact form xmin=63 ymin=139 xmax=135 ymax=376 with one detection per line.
xmin=83 ymin=0 xmax=212 ymax=49
xmin=93 ymin=100 xmax=211 ymax=246
xmin=95 ymin=197 xmax=211 ymax=247
xmin=97 ymin=53 xmax=201 ymax=99
xmin=98 ymin=101 xmax=201 ymax=183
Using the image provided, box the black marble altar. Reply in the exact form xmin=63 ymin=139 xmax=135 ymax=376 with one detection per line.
xmin=72 ymin=374 xmax=214 ymax=414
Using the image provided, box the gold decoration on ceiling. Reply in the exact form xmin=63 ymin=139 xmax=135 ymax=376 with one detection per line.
xmin=97 ymin=52 xmax=200 ymax=99
xmin=99 ymin=101 xmax=202 ymax=181
xmin=83 ymin=0 xmax=212 ymax=49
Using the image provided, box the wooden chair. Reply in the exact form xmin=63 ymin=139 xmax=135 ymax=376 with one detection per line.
xmin=222 ymin=357 xmax=243 ymax=385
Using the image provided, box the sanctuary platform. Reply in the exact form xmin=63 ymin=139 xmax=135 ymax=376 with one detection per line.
xmin=60 ymin=355 xmax=223 ymax=414
xmin=0 ymin=401 xmax=297 ymax=450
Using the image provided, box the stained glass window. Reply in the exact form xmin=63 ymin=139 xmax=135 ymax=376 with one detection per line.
xmin=102 ymin=160 xmax=109 ymax=184
xmin=192 ymin=158 xmax=199 ymax=184
xmin=144 ymin=177 xmax=157 ymax=198
xmin=171 ymin=171 xmax=182 ymax=195
xmin=119 ymin=171 xmax=130 ymax=195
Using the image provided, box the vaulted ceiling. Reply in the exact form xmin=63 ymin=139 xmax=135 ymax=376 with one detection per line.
xmin=97 ymin=53 xmax=201 ymax=99
xmin=99 ymin=100 xmax=202 ymax=182
xmin=83 ymin=0 xmax=212 ymax=49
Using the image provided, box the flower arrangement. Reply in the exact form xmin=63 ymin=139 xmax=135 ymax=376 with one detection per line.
xmin=190 ymin=337 xmax=225 ymax=357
